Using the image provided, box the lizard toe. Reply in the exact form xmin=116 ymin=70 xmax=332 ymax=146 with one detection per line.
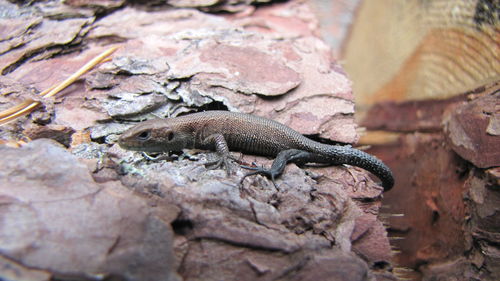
xmin=205 ymin=155 xmax=235 ymax=175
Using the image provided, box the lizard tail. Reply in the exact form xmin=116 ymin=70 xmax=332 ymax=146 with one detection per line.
xmin=324 ymin=145 xmax=394 ymax=191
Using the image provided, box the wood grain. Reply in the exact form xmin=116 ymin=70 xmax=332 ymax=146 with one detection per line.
xmin=343 ymin=0 xmax=499 ymax=106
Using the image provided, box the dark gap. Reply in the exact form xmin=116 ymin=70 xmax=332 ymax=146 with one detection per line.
xmin=386 ymin=227 xmax=410 ymax=235
xmin=431 ymin=210 xmax=440 ymax=225
xmin=91 ymin=136 xmax=106 ymax=144
xmin=373 ymin=261 xmax=391 ymax=270
xmin=252 ymin=0 xmax=290 ymax=9
xmin=197 ymin=100 xmax=229 ymax=112
xmin=171 ymin=219 xmax=194 ymax=236
xmin=256 ymin=94 xmax=286 ymax=101
xmin=128 ymin=0 xmax=172 ymax=9
xmin=304 ymin=134 xmax=349 ymax=146
xmin=176 ymin=100 xmax=229 ymax=117
xmin=354 ymin=197 xmax=377 ymax=203
xmin=455 ymin=156 xmax=472 ymax=180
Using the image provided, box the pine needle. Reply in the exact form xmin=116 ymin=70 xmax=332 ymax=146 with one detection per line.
xmin=0 ymin=46 xmax=119 ymax=125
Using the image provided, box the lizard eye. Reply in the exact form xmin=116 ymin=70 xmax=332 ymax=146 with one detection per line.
xmin=166 ymin=131 xmax=174 ymax=141
xmin=137 ymin=130 xmax=151 ymax=141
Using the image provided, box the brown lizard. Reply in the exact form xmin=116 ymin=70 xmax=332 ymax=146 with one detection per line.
xmin=118 ymin=111 xmax=394 ymax=191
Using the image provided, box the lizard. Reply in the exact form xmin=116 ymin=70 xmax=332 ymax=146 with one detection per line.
xmin=118 ymin=110 xmax=394 ymax=191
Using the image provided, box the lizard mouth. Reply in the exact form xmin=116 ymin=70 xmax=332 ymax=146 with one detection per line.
xmin=118 ymin=135 xmax=145 ymax=151
xmin=117 ymin=136 xmax=167 ymax=153
xmin=117 ymin=138 xmax=137 ymax=151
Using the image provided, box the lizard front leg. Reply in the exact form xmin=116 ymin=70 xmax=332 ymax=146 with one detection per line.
xmin=201 ymin=133 xmax=235 ymax=175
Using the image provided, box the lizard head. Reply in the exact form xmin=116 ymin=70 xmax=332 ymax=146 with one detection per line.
xmin=118 ymin=119 xmax=190 ymax=152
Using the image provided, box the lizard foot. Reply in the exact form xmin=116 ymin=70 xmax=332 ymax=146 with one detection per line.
xmin=240 ymin=165 xmax=280 ymax=191
xmin=205 ymin=154 xmax=238 ymax=176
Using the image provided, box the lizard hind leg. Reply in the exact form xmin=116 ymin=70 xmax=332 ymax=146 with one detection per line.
xmin=240 ymin=149 xmax=313 ymax=189
xmin=239 ymin=166 xmax=280 ymax=191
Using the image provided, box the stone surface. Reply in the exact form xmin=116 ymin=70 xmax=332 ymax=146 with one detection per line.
xmin=444 ymin=86 xmax=500 ymax=168
xmin=363 ymin=95 xmax=467 ymax=133
xmin=0 ymin=254 xmax=51 ymax=281
xmin=0 ymin=139 xmax=180 ymax=281
xmin=0 ymin=11 xmax=92 ymax=75
xmin=362 ymin=82 xmax=500 ymax=281
xmin=113 ymin=146 xmax=384 ymax=280
xmin=167 ymin=0 xmax=270 ymax=12
xmin=0 ymin=76 xmax=37 ymax=112
xmin=84 ymin=0 xmax=356 ymax=141
xmin=64 ymin=0 xmax=126 ymax=9
xmin=171 ymin=42 xmax=301 ymax=96
xmin=288 ymin=253 xmax=370 ymax=281
xmin=23 ymin=124 xmax=75 ymax=147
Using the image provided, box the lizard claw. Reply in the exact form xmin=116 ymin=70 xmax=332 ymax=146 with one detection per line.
xmin=239 ymin=164 xmax=261 ymax=171
xmin=205 ymin=155 xmax=235 ymax=175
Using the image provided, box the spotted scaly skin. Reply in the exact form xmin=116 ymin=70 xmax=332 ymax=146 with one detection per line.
xmin=119 ymin=111 xmax=394 ymax=191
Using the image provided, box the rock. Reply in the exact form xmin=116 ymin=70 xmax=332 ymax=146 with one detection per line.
xmin=89 ymin=122 xmax=132 ymax=142
xmin=0 ymin=139 xmax=180 ymax=281
xmin=444 ymin=88 xmax=500 ymax=168
xmin=287 ymin=253 xmax=371 ymax=281
xmin=0 ymin=76 xmax=36 ymax=111
xmin=167 ymin=0 xmax=270 ymax=12
xmin=23 ymin=124 xmax=75 ymax=147
xmin=351 ymin=213 xmax=392 ymax=265
xmin=64 ymin=0 xmax=126 ymax=10
xmin=105 ymin=92 xmax=168 ymax=118
xmin=114 ymin=148 xmax=390 ymax=280
xmin=170 ymin=42 xmax=301 ymax=96
xmin=363 ymin=95 xmax=467 ymax=132
xmin=0 ymin=255 xmax=51 ymax=281
xmin=466 ymin=168 xmax=500 ymax=281
xmin=0 ymin=13 xmax=43 ymax=54
xmin=0 ymin=15 xmax=93 ymax=75
xmin=85 ymin=4 xmax=356 ymax=142
xmin=361 ymin=82 xmax=500 ymax=281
